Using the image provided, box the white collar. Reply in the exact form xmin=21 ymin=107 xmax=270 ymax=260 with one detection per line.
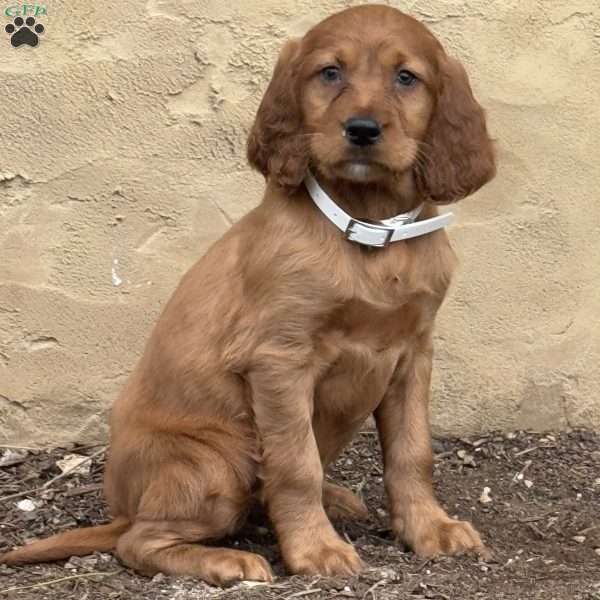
xmin=304 ymin=172 xmax=454 ymax=248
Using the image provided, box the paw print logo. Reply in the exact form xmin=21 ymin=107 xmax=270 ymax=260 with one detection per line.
xmin=5 ymin=16 xmax=45 ymax=48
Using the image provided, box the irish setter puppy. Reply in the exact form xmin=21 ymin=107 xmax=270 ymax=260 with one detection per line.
xmin=2 ymin=5 xmax=495 ymax=585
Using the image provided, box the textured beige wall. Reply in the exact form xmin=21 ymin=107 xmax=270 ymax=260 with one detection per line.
xmin=1 ymin=1 xmax=599 ymax=445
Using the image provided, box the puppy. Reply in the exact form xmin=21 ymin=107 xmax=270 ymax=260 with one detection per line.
xmin=1 ymin=5 xmax=495 ymax=585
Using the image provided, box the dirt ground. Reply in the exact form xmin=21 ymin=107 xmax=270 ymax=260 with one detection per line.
xmin=1 ymin=430 xmax=599 ymax=599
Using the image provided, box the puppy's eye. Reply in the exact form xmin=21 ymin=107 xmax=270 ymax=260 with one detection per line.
xmin=396 ymin=69 xmax=418 ymax=87
xmin=320 ymin=66 xmax=342 ymax=84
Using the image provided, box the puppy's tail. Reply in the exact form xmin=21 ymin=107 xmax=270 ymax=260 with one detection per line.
xmin=0 ymin=518 xmax=130 ymax=565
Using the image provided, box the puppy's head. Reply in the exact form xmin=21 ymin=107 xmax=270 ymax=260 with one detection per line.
xmin=247 ymin=5 xmax=495 ymax=203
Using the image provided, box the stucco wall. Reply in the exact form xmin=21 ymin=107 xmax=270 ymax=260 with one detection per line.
xmin=1 ymin=0 xmax=599 ymax=445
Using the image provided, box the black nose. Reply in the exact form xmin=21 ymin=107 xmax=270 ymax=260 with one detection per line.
xmin=344 ymin=118 xmax=382 ymax=146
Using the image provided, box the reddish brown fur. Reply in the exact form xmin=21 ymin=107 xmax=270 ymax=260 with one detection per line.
xmin=1 ymin=5 xmax=495 ymax=585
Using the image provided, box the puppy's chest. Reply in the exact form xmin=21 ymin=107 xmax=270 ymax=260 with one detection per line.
xmin=314 ymin=297 xmax=423 ymax=419
xmin=313 ymin=248 xmax=449 ymax=414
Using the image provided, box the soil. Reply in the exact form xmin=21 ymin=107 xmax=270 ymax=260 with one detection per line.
xmin=1 ymin=430 xmax=599 ymax=599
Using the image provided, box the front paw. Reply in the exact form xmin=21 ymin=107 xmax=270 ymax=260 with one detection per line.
xmin=284 ymin=533 xmax=364 ymax=576
xmin=394 ymin=508 xmax=490 ymax=559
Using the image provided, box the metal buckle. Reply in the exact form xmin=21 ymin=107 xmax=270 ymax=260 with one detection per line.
xmin=345 ymin=219 xmax=394 ymax=248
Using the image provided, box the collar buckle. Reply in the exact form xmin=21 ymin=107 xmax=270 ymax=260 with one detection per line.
xmin=345 ymin=219 xmax=395 ymax=248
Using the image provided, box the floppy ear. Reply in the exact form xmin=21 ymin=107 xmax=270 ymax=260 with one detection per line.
xmin=247 ymin=39 xmax=309 ymax=190
xmin=416 ymin=56 xmax=496 ymax=203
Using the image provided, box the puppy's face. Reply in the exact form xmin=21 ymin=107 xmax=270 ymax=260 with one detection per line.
xmin=299 ymin=10 xmax=441 ymax=184
xmin=248 ymin=6 xmax=495 ymax=203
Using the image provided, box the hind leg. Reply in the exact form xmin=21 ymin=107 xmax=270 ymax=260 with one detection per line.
xmin=117 ymin=521 xmax=272 ymax=585
xmin=112 ymin=439 xmax=273 ymax=585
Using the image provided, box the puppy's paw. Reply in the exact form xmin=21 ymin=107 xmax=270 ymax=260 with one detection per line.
xmin=393 ymin=505 xmax=490 ymax=560
xmin=200 ymin=549 xmax=274 ymax=586
xmin=411 ymin=518 xmax=490 ymax=559
xmin=285 ymin=535 xmax=364 ymax=576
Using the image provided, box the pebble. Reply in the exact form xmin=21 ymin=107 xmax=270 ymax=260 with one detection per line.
xmin=573 ymin=536 xmax=586 ymax=544
xmin=463 ymin=453 xmax=477 ymax=467
xmin=479 ymin=487 xmax=493 ymax=504
xmin=97 ymin=552 xmax=115 ymax=564
xmin=16 ymin=499 xmax=37 ymax=512
xmin=594 ymin=548 xmax=600 ymax=557
xmin=64 ymin=554 xmax=100 ymax=570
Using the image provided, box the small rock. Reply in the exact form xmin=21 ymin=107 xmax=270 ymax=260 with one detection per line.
xmin=56 ymin=454 xmax=91 ymax=477
xmin=0 ymin=449 xmax=27 ymax=466
xmin=152 ymin=573 xmax=167 ymax=583
xmin=594 ymin=548 xmax=600 ymax=557
xmin=65 ymin=554 xmax=99 ymax=570
xmin=524 ymin=480 xmax=534 ymax=488
xmin=457 ymin=449 xmax=467 ymax=459
xmin=17 ymin=499 xmax=37 ymax=512
xmin=573 ymin=536 xmax=586 ymax=544
xmin=64 ymin=556 xmax=83 ymax=570
xmin=462 ymin=453 xmax=477 ymax=467
xmin=472 ymin=438 xmax=489 ymax=448
xmin=365 ymin=566 xmax=397 ymax=581
xmin=506 ymin=432 xmax=517 ymax=440
xmin=479 ymin=487 xmax=492 ymax=504
xmin=594 ymin=478 xmax=600 ymax=486
xmin=97 ymin=552 xmax=115 ymax=564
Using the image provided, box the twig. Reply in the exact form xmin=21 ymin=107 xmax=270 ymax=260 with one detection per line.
xmin=0 ymin=486 xmax=58 ymax=503
xmin=514 ymin=446 xmax=539 ymax=457
xmin=527 ymin=522 xmax=546 ymax=539
xmin=512 ymin=460 xmax=533 ymax=483
xmin=72 ymin=443 xmax=108 ymax=452
xmin=0 ymin=457 xmax=27 ymax=468
xmin=212 ymin=583 xmax=286 ymax=598
xmin=415 ymin=558 xmax=433 ymax=573
xmin=362 ymin=579 xmax=386 ymax=599
xmin=65 ymin=483 xmax=104 ymax=498
xmin=41 ymin=447 xmax=106 ymax=490
xmin=0 ymin=570 xmax=121 ymax=595
xmin=577 ymin=524 xmax=600 ymax=535
xmin=286 ymin=590 xmax=323 ymax=599
xmin=517 ymin=512 xmax=553 ymax=523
